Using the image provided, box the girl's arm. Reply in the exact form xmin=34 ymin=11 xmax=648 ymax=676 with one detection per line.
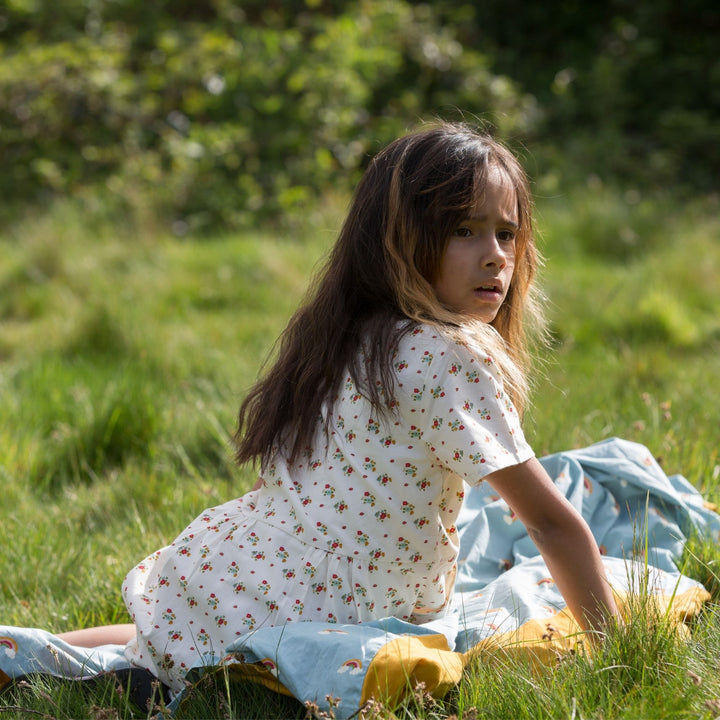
xmin=485 ymin=457 xmax=619 ymax=635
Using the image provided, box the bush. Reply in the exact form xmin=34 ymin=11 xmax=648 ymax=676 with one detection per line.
xmin=447 ymin=0 xmax=720 ymax=192
xmin=0 ymin=1 xmax=534 ymax=231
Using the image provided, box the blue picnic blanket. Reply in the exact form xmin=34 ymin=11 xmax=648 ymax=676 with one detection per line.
xmin=2 ymin=438 xmax=719 ymax=717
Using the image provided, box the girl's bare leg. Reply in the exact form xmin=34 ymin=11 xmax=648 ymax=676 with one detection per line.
xmin=57 ymin=624 xmax=136 ymax=647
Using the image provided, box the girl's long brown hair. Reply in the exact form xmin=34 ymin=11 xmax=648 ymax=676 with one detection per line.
xmin=234 ymin=122 xmax=544 ymax=468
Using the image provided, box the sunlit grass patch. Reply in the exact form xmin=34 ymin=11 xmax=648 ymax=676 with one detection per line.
xmin=5 ymin=358 xmax=159 ymax=491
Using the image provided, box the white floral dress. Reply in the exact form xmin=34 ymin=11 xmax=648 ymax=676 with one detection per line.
xmin=122 ymin=324 xmax=534 ymax=690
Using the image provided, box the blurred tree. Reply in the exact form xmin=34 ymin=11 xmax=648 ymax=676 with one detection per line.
xmin=0 ymin=0 xmax=532 ymax=229
xmin=0 ymin=0 xmax=716 ymax=231
xmin=433 ymin=0 xmax=720 ymax=190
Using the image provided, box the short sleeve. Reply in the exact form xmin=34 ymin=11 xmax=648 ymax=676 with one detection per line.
xmin=394 ymin=326 xmax=534 ymax=484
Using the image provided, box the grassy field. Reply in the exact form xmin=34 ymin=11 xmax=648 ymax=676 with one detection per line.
xmin=1 ymin=187 xmax=720 ymax=718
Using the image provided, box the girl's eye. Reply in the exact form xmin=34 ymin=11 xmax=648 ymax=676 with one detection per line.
xmin=453 ymin=227 xmax=473 ymax=238
xmin=497 ymin=230 xmax=516 ymax=242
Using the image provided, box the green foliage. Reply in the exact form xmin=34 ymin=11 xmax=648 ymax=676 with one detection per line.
xmin=445 ymin=0 xmax=720 ymax=192
xmin=1 ymin=1 xmax=717 ymax=235
xmin=0 ymin=1 xmax=533 ymax=231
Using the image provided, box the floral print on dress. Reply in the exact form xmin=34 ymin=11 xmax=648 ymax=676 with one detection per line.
xmin=122 ymin=323 xmax=533 ymax=693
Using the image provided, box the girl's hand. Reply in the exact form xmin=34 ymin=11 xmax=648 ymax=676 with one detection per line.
xmin=484 ymin=457 xmax=619 ymax=636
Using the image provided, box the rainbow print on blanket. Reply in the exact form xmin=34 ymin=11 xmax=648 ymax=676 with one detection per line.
xmin=2 ymin=438 xmax=719 ymax=718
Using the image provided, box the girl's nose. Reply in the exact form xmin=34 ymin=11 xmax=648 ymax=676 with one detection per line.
xmin=482 ymin=236 xmax=507 ymax=269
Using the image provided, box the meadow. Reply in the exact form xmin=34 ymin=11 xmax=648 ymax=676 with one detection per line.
xmin=1 ymin=185 xmax=720 ymax=718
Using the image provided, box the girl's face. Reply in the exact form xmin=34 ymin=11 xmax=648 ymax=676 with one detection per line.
xmin=431 ymin=167 xmax=517 ymax=323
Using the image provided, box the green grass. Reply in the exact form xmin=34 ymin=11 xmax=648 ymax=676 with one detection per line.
xmin=451 ymin=603 xmax=720 ymax=720
xmin=1 ymin=188 xmax=720 ymax=718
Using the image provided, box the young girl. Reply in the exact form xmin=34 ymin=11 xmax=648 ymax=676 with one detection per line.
xmin=60 ymin=122 xmax=619 ymax=691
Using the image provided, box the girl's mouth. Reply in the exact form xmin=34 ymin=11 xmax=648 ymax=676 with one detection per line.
xmin=475 ymin=283 xmax=501 ymax=295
